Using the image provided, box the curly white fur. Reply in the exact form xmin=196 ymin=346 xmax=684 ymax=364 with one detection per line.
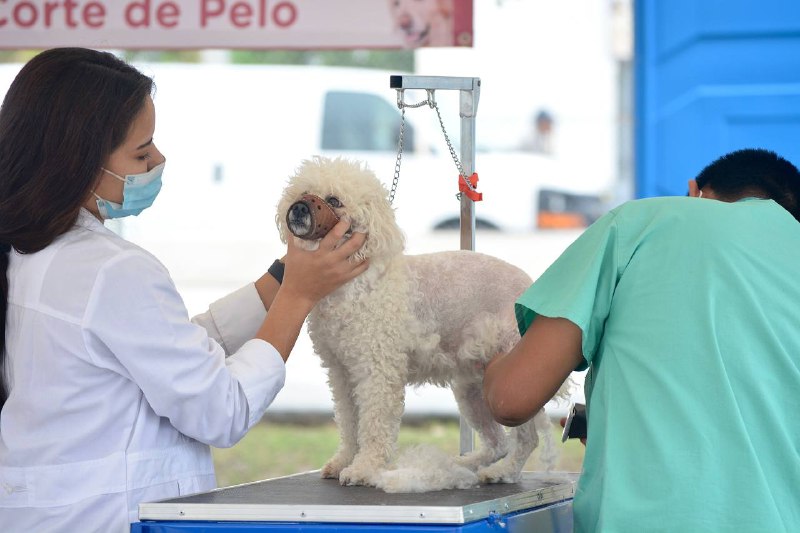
xmin=276 ymin=157 xmax=567 ymax=492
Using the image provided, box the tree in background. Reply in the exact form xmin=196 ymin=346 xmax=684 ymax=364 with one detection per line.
xmin=1 ymin=49 xmax=413 ymax=72
xmin=231 ymin=49 xmax=413 ymax=71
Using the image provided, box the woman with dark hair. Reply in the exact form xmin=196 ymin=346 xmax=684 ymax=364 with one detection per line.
xmin=0 ymin=48 xmax=368 ymax=531
xmin=484 ymin=148 xmax=800 ymax=531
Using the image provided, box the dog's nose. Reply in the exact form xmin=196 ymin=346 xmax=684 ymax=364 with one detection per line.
xmin=290 ymin=202 xmax=309 ymax=218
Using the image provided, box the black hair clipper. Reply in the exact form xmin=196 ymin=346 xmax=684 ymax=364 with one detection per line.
xmin=561 ymin=402 xmax=587 ymax=442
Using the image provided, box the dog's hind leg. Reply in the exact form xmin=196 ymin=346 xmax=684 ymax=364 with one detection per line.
xmin=321 ymin=361 xmax=359 ymax=479
xmin=478 ymin=409 xmax=553 ymax=483
xmin=450 ymin=379 xmax=509 ymax=472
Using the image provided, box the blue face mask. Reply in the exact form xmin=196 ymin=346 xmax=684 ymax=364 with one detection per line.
xmin=94 ymin=161 xmax=165 ymax=219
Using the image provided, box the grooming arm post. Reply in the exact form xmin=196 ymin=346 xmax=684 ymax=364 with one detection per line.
xmin=459 ymin=79 xmax=480 ymax=251
xmin=390 ymin=75 xmax=481 ymax=455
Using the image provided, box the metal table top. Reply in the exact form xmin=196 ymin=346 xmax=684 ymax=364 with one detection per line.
xmin=139 ymin=471 xmax=578 ymax=525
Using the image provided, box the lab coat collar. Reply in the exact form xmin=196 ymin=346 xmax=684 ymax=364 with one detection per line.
xmin=76 ymin=207 xmax=116 ymax=236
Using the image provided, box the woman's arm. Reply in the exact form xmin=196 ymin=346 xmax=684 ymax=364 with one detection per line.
xmin=254 ymin=267 xmax=282 ymax=311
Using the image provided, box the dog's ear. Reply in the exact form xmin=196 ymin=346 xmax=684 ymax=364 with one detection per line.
xmin=347 ymin=187 xmax=405 ymax=263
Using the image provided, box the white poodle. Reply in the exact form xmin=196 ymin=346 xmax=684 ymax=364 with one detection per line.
xmin=276 ymin=157 xmax=564 ymax=492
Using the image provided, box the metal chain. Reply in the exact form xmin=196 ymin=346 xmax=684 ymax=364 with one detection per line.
xmin=389 ymin=106 xmax=405 ymax=205
xmin=431 ymin=100 xmax=468 ymax=183
xmin=391 ymin=91 xmax=432 ymax=204
xmin=391 ymin=89 xmax=477 ymax=204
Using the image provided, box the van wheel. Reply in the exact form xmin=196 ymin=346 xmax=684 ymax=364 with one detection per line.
xmin=432 ymin=217 xmax=501 ymax=231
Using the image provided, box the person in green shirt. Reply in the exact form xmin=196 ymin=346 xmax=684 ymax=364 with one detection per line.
xmin=484 ymin=148 xmax=800 ymax=532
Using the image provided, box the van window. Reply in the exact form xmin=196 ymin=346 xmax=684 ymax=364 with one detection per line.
xmin=322 ymin=91 xmax=414 ymax=152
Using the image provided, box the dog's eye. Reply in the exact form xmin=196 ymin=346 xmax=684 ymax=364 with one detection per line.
xmin=325 ymin=196 xmax=342 ymax=208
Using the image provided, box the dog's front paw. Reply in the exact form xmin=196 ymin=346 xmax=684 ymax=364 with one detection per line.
xmin=321 ymin=452 xmax=353 ymax=479
xmin=339 ymin=461 xmax=381 ymax=487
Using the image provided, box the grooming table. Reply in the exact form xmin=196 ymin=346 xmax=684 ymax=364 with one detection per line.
xmin=132 ymin=471 xmax=578 ymax=532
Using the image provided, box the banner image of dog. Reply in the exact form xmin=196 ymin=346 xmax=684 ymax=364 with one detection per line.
xmin=388 ymin=0 xmax=456 ymax=47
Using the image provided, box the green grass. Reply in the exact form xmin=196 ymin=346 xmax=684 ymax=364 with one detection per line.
xmin=212 ymin=417 xmax=585 ymax=487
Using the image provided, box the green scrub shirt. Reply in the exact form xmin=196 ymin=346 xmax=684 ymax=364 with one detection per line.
xmin=516 ymin=197 xmax=800 ymax=532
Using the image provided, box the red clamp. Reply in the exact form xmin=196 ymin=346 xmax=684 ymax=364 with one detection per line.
xmin=458 ymin=173 xmax=483 ymax=202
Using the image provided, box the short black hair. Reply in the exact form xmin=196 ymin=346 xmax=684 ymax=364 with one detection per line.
xmin=695 ymin=148 xmax=800 ymax=221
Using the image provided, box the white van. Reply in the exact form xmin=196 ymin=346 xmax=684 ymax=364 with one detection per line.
xmin=114 ymin=63 xmax=608 ymax=267
xmin=0 ymin=61 xmax=609 ymax=242
xmin=127 ymin=63 xmax=605 ymax=230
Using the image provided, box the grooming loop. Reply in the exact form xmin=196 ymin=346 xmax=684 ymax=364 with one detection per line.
xmin=459 ymin=173 xmax=482 ymax=202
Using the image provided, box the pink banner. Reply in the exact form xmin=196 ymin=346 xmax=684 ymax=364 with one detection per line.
xmin=0 ymin=0 xmax=473 ymax=49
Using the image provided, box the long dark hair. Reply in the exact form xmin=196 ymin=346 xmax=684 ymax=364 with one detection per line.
xmin=0 ymin=48 xmax=154 ymax=408
xmin=695 ymin=148 xmax=800 ymax=222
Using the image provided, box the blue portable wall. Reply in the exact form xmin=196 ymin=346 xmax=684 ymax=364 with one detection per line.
xmin=635 ymin=0 xmax=800 ymax=198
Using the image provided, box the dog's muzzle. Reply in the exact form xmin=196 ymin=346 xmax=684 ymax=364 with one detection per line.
xmin=286 ymin=194 xmax=341 ymax=240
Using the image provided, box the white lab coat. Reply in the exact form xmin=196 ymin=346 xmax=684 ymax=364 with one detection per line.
xmin=0 ymin=209 xmax=286 ymax=532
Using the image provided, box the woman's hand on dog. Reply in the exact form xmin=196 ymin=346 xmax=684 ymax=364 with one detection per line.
xmin=254 ymin=219 xmax=368 ymax=361
xmin=282 ymin=218 xmax=369 ymax=311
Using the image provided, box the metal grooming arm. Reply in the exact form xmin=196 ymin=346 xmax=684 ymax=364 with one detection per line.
xmin=389 ymin=75 xmax=481 ymax=455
